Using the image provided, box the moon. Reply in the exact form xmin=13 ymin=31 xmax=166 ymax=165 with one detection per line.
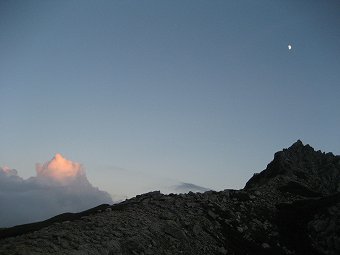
xmin=288 ymin=44 xmax=292 ymax=50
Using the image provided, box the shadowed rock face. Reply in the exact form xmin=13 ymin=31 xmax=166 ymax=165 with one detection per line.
xmin=0 ymin=141 xmax=339 ymax=255
xmin=245 ymin=140 xmax=340 ymax=195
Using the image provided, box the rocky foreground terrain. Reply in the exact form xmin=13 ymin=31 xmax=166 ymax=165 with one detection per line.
xmin=0 ymin=140 xmax=339 ymax=255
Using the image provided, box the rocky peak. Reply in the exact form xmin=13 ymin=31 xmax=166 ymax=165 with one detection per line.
xmin=245 ymin=140 xmax=340 ymax=195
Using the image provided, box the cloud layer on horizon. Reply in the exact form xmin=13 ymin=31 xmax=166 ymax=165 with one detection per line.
xmin=0 ymin=154 xmax=112 ymax=227
xmin=168 ymin=182 xmax=211 ymax=194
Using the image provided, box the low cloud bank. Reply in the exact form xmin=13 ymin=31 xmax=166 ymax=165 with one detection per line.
xmin=0 ymin=154 xmax=112 ymax=227
xmin=158 ymin=182 xmax=211 ymax=195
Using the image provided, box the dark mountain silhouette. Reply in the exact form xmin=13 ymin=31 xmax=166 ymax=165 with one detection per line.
xmin=245 ymin=140 xmax=340 ymax=195
xmin=0 ymin=140 xmax=339 ymax=255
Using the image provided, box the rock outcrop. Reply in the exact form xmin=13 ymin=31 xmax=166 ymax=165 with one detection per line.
xmin=0 ymin=140 xmax=339 ymax=255
xmin=245 ymin=140 xmax=340 ymax=195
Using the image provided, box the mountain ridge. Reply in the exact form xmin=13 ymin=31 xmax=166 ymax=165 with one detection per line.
xmin=0 ymin=140 xmax=339 ymax=255
xmin=245 ymin=140 xmax=340 ymax=195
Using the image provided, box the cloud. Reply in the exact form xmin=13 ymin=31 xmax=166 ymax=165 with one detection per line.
xmin=0 ymin=154 xmax=112 ymax=227
xmin=36 ymin=153 xmax=86 ymax=185
xmin=170 ymin=182 xmax=211 ymax=193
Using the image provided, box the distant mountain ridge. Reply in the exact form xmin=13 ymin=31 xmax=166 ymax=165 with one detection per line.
xmin=0 ymin=140 xmax=339 ymax=255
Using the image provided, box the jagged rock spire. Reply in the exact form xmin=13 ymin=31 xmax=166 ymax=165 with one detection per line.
xmin=245 ymin=140 xmax=340 ymax=195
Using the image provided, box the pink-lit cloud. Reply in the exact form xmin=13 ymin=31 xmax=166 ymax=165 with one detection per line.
xmin=36 ymin=153 xmax=86 ymax=185
xmin=0 ymin=155 xmax=113 ymax=227
xmin=0 ymin=166 xmax=18 ymax=177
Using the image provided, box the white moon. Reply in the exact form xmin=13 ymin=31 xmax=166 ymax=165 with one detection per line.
xmin=288 ymin=44 xmax=292 ymax=50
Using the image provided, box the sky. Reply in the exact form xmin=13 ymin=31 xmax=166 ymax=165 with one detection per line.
xmin=1 ymin=0 xmax=340 ymax=200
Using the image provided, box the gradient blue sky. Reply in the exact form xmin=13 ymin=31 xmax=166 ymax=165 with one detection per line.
xmin=1 ymin=0 xmax=340 ymax=198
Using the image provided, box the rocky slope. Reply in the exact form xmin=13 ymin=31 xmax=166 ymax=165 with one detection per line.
xmin=0 ymin=140 xmax=339 ymax=255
